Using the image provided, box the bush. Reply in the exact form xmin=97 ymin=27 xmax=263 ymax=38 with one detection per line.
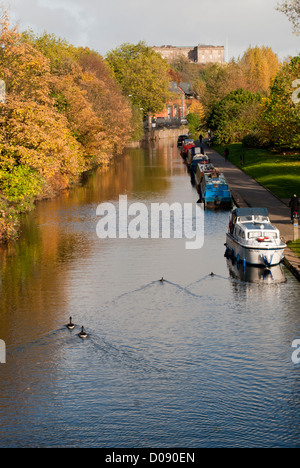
xmin=242 ymin=131 xmax=270 ymax=149
xmin=0 ymin=198 xmax=20 ymax=242
xmin=0 ymin=165 xmax=43 ymax=212
xmin=208 ymin=88 xmax=263 ymax=144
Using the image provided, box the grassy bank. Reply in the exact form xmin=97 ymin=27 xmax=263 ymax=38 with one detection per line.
xmin=287 ymin=239 xmax=300 ymax=257
xmin=213 ymin=143 xmax=300 ymax=200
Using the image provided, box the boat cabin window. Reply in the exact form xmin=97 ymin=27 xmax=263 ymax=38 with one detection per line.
xmin=263 ymin=232 xmax=278 ymax=240
xmin=237 ymin=215 xmax=269 ymax=223
xmin=238 ymin=216 xmax=253 ymax=222
xmin=254 ymin=215 xmax=269 ymax=223
xmin=234 ymin=227 xmax=245 ymax=239
xmin=247 ymin=231 xmax=278 ymax=239
xmin=248 ymin=231 xmax=262 ymax=239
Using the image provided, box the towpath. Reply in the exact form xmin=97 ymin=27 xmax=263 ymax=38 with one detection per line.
xmin=203 ymin=143 xmax=300 ymax=280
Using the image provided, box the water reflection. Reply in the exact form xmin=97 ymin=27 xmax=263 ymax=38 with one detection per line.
xmin=227 ymin=258 xmax=287 ymax=284
xmin=0 ymin=137 xmax=300 ymax=448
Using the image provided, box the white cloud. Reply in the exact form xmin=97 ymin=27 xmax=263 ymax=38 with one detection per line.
xmin=5 ymin=0 xmax=299 ymax=59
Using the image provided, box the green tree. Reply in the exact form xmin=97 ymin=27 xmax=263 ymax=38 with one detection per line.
xmin=263 ymin=55 xmax=300 ymax=149
xmin=208 ymin=88 xmax=263 ymax=144
xmin=106 ymin=42 xmax=172 ymax=119
xmin=187 ymin=101 xmax=206 ymax=136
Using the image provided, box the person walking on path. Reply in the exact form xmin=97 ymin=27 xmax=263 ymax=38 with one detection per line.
xmin=289 ymin=194 xmax=299 ymax=222
xmin=224 ymin=147 xmax=229 ymax=162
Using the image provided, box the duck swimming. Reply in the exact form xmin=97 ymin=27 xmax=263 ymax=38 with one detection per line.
xmin=66 ymin=317 xmax=75 ymax=330
xmin=160 ymin=277 xmax=164 ymax=282
xmin=78 ymin=326 xmax=88 ymax=339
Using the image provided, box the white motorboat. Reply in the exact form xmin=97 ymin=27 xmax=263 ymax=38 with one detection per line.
xmin=225 ymin=207 xmax=287 ymax=267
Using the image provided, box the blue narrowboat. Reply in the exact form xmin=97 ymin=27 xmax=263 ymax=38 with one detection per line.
xmin=199 ymin=172 xmax=233 ymax=209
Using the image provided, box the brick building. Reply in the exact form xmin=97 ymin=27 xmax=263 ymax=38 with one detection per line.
xmin=155 ymin=82 xmax=194 ymax=123
xmin=152 ymin=44 xmax=225 ymax=64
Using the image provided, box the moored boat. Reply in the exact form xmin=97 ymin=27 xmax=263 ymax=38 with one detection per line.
xmin=186 ymin=146 xmax=203 ymax=166
xmin=189 ymin=154 xmax=210 ymax=173
xmin=180 ymin=139 xmax=195 ymax=159
xmin=177 ymin=134 xmax=189 ymax=147
xmin=225 ymin=207 xmax=287 ymax=267
xmin=199 ymin=172 xmax=233 ymax=209
xmin=195 ymin=163 xmax=215 ymax=192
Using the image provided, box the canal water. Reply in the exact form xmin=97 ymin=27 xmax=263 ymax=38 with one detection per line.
xmin=0 ymin=138 xmax=300 ymax=448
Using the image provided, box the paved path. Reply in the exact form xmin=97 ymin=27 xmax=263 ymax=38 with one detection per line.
xmin=202 ymin=143 xmax=300 ymax=280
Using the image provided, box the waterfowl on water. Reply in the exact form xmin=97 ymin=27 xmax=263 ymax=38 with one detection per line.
xmin=160 ymin=277 xmax=164 ymax=282
xmin=210 ymin=272 xmax=215 ymax=277
xmin=78 ymin=326 xmax=88 ymax=339
xmin=66 ymin=317 xmax=75 ymax=330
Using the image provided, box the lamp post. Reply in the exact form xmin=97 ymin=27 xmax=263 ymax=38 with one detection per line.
xmin=0 ymin=79 xmax=6 ymax=104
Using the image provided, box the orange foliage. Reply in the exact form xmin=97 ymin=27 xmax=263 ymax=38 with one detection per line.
xmin=0 ymin=8 xmax=134 ymax=205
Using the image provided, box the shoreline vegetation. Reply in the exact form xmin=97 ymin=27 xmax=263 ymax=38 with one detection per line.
xmin=0 ymin=10 xmax=137 ymax=243
xmin=0 ymin=5 xmax=299 ymax=245
xmin=0 ymin=10 xmax=174 ymax=243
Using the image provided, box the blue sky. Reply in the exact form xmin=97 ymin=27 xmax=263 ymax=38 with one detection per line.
xmin=6 ymin=0 xmax=299 ymax=60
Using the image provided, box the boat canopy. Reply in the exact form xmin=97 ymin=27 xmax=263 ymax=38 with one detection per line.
xmin=232 ymin=207 xmax=269 ymax=218
xmin=242 ymin=222 xmax=277 ymax=231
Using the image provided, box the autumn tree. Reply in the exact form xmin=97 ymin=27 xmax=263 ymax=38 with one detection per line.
xmin=240 ymin=46 xmax=279 ymax=93
xmin=76 ymin=47 xmax=133 ymax=151
xmin=186 ymin=101 xmax=206 ymax=135
xmin=0 ymin=8 xmax=137 ymax=241
xmin=23 ymin=33 xmax=105 ymax=163
xmin=193 ymin=61 xmax=248 ymax=118
xmin=24 ymin=32 xmax=134 ymax=160
xmin=0 ymin=10 xmax=83 ymax=201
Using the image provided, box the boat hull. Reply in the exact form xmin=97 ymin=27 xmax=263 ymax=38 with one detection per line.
xmin=225 ymin=233 xmax=286 ymax=267
xmin=205 ymin=198 xmax=233 ymax=210
xmin=226 ymin=259 xmax=286 ymax=284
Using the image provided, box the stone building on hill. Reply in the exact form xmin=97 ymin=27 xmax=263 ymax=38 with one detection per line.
xmin=152 ymin=44 xmax=225 ymax=64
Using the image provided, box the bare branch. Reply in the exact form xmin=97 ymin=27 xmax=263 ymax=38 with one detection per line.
xmin=276 ymin=0 xmax=300 ymax=35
